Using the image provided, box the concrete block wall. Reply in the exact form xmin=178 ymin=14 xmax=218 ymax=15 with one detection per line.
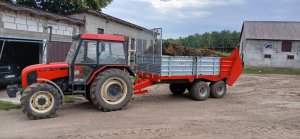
xmin=85 ymin=14 xmax=154 ymax=46
xmin=0 ymin=9 xmax=80 ymax=42
xmin=243 ymin=40 xmax=300 ymax=69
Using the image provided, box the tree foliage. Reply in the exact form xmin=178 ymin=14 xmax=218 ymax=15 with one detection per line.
xmin=5 ymin=0 xmax=113 ymax=14
xmin=165 ymin=30 xmax=240 ymax=49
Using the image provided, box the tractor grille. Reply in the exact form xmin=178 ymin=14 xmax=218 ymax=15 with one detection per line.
xmin=0 ymin=66 xmax=10 ymax=73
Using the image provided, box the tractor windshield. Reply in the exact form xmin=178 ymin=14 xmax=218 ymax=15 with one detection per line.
xmin=65 ymin=39 xmax=79 ymax=64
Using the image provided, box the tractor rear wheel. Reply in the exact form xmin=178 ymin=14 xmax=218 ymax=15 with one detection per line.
xmin=190 ymin=81 xmax=210 ymax=101
xmin=21 ymin=83 xmax=62 ymax=119
xmin=210 ymin=81 xmax=227 ymax=98
xmin=169 ymin=83 xmax=187 ymax=95
xmin=90 ymin=69 xmax=133 ymax=111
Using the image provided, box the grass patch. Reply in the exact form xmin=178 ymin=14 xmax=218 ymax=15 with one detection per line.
xmin=243 ymin=68 xmax=300 ymax=75
xmin=64 ymin=95 xmax=84 ymax=103
xmin=64 ymin=96 xmax=75 ymax=103
xmin=0 ymin=101 xmax=20 ymax=111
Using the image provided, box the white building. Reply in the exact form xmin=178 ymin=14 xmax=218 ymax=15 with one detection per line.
xmin=240 ymin=21 xmax=300 ymax=69
xmin=0 ymin=2 xmax=156 ymax=70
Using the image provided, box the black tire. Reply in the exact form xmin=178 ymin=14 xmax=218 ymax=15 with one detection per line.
xmin=210 ymin=81 xmax=227 ymax=99
xmin=21 ymin=83 xmax=62 ymax=120
xmin=187 ymin=83 xmax=193 ymax=93
xmin=169 ymin=83 xmax=187 ymax=95
xmin=83 ymin=91 xmax=92 ymax=102
xmin=90 ymin=69 xmax=133 ymax=111
xmin=190 ymin=81 xmax=210 ymax=101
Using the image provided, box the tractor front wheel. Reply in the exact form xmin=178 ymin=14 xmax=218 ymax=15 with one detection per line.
xmin=21 ymin=83 xmax=62 ymax=119
xmin=90 ymin=69 xmax=133 ymax=111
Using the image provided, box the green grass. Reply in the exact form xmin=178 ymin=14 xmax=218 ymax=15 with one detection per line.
xmin=64 ymin=95 xmax=75 ymax=103
xmin=64 ymin=95 xmax=84 ymax=103
xmin=243 ymin=68 xmax=300 ymax=75
xmin=0 ymin=101 xmax=20 ymax=111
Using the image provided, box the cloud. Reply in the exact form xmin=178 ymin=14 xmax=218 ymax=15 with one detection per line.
xmin=134 ymin=0 xmax=244 ymax=11
xmin=103 ymin=0 xmax=300 ymax=38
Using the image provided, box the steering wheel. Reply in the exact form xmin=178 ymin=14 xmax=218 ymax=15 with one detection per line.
xmin=82 ymin=57 xmax=96 ymax=64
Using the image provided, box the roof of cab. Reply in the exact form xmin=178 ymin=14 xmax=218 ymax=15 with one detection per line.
xmin=80 ymin=33 xmax=125 ymax=42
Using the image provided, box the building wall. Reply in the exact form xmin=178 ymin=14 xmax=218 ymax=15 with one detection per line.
xmin=84 ymin=14 xmax=154 ymax=45
xmin=239 ymin=31 xmax=246 ymax=61
xmin=0 ymin=9 xmax=80 ymax=42
xmin=69 ymin=13 xmax=157 ymax=65
xmin=243 ymin=39 xmax=300 ymax=69
xmin=0 ymin=9 xmax=82 ymax=62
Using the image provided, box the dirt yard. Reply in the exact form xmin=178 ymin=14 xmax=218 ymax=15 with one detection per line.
xmin=0 ymin=74 xmax=299 ymax=139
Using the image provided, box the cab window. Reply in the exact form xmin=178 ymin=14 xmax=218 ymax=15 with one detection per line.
xmin=75 ymin=40 xmax=97 ymax=64
xmin=99 ymin=42 xmax=126 ymax=64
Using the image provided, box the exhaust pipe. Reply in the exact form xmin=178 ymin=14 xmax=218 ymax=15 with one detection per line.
xmin=42 ymin=26 xmax=53 ymax=64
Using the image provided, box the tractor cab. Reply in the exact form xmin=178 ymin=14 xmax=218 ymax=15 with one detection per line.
xmin=66 ymin=34 xmax=129 ymax=92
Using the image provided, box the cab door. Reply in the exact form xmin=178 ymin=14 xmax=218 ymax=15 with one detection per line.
xmin=71 ymin=40 xmax=99 ymax=89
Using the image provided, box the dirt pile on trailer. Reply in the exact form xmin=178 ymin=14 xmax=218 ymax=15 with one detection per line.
xmin=162 ymin=43 xmax=226 ymax=57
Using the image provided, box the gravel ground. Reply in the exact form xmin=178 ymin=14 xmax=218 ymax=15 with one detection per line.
xmin=0 ymin=74 xmax=299 ymax=139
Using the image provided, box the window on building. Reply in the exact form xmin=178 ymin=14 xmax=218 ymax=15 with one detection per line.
xmin=264 ymin=54 xmax=271 ymax=59
xmin=131 ymin=38 xmax=135 ymax=50
xmin=282 ymin=41 xmax=292 ymax=52
xmin=97 ymin=28 xmax=104 ymax=34
xmin=287 ymin=55 xmax=294 ymax=60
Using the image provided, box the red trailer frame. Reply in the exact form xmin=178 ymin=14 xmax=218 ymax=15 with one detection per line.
xmin=133 ymin=48 xmax=243 ymax=94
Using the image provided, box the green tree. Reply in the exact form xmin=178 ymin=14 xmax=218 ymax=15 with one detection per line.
xmin=164 ymin=30 xmax=241 ymax=50
xmin=8 ymin=0 xmax=113 ymax=14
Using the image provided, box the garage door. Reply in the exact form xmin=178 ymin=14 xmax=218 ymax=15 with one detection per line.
xmin=0 ymin=39 xmax=42 ymax=70
xmin=48 ymin=41 xmax=72 ymax=63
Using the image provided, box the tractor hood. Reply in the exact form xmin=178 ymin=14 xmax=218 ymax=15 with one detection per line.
xmin=21 ymin=62 xmax=69 ymax=87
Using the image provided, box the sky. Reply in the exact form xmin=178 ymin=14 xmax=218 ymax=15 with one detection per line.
xmin=103 ymin=0 xmax=300 ymax=39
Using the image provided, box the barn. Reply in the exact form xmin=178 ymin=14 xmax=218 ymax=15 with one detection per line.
xmin=68 ymin=10 xmax=159 ymax=66
xmin=0 ymin=2 xmax=82 ymax=71
xmin=0 ymin=2 xmax=156 ymax=73
xmin=240 ymin=21 xmax=300 ymax=69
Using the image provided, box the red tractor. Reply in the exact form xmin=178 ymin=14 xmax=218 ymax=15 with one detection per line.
xmin=7 ymin=33 xmax=242 ymax=119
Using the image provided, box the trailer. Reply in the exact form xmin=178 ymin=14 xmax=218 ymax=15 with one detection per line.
xmin=133 ymin=29 xmax=242 ymax=99
xmin=7 ymin=29 xmax=242 ymax=119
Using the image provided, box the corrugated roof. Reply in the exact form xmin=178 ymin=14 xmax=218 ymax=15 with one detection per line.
xmin=68 ymin=10 xmax=152 ymax=32
xmin=242 ymin=21 xmax=300 ymax=41
xmin=0 ymin=1 xmax=84 ymax=25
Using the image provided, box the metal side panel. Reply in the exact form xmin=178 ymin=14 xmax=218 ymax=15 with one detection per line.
xmin=161 ymin=56 xmax=194 ymax=76
xmin=197 ymin=57 xmax=220 ymax=75
xmin=137 ymin=55 xmax=221 ymax=76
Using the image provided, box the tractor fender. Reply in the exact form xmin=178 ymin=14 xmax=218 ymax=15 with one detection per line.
xmin=37 ymin=78 xmax=64 ymax=104
xmin=87 ymin=65 xmax=135 ymax=85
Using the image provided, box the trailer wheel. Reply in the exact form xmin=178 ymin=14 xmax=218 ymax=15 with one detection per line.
xmin=190 ymin=81 xmax=210 ymax=101
xmin=210 ymin=81 xmax=227 ymax=98
xmin=90 ymin=69 xmax=133 ymax=111
xmin=169 ymin=83 xmax=187 ymax=95
xmin=187 ymin=83 xmax=193 ymax=93
xmin=21 ymin=83 xmax=62 ymax=119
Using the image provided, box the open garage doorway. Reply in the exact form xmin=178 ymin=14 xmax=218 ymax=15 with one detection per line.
xmin=0 ymin=40 xmax=42 ymax=73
